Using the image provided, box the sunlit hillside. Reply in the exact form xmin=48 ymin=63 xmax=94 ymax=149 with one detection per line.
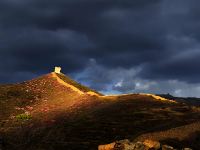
xmin=0 ymin=72 xmax=200 ymax=150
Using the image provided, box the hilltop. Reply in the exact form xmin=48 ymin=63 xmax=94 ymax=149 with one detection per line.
xmin=0 ymin=71 xmax=200 ymax=150
xmin=0 ymin=72 xmax=101 ymax=121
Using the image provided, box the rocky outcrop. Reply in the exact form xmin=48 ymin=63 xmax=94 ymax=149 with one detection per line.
xmin=98 ymin=139 xmax=192 ymax=150
xmin=143 ymin=139 xmax=160 ymax=149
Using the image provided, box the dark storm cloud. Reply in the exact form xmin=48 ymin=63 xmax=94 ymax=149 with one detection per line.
xmin=0 ymin=0 xmax=200 ymax=96
xmin=0 ymin=28 xmax=90 ymax=73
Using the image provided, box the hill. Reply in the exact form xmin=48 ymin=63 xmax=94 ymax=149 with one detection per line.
xmin=0 ymin=72 xmax=200 ymax=150
xmin=158 ymin=94 xmax=200 ymax=106
xmin=0 ymin=72 xmax=101 ymax=121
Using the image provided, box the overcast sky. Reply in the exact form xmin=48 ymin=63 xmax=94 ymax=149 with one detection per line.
xmin=1 ymin=0 xmax=200 ymax=97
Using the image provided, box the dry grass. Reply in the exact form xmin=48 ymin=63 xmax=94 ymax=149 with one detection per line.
xmin=135 ymin=122 xmax=200 ymax=149
xmin=0 ymin=74 xmax=200 ymax=150
xmin=56 ymin=73 xmax=103 ymax=96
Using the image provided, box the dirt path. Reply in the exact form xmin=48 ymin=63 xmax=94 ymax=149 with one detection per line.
xmin=51 ymin=72 xmax=84 ymax=95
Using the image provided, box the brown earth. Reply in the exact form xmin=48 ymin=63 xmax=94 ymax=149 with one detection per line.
xmin=0 ymin=73 xmax=200 ymax=150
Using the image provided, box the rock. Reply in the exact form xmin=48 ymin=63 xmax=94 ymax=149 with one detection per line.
xmin=98 ymin=139 xmax=192 ymax=150
xmin=115 ymin=140 xmax=148 ymax=150
xmin=111 ymin=139 xmax=134 ymax=150
xmin=132 ymin=142 xmax=146 ymax=150
xmin=98 ymin=139 xmax=145 ymax=150
xmin=98 ymin=142 xmax=116 ymax=150
xmin=118 ymin=140 xmax=145 ymax=150
xmin=143 ymin=139 xmax=160 ymax=149
xmin=162 ymin=145 xmax=174 ymax=150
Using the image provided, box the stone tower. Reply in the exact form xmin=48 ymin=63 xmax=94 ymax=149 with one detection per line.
xmin=54 ymin=67 xmax=61 ymax=74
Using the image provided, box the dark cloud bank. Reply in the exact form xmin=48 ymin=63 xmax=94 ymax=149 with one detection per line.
xmin=1 ymin=0 xmax=200 ymax=97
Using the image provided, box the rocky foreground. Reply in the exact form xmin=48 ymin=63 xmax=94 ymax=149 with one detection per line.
xmin=98 ymin=139 xmax=192 ymax=150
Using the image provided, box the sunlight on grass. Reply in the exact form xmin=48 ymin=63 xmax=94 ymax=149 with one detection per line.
xmin=16 ymin=113 xmax=32 ymax=121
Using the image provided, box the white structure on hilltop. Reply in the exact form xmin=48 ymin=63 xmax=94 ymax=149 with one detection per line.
xmin=54 ymin=67 xmax=61 ymax=74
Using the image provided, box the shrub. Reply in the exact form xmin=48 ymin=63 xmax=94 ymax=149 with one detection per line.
xmin=16 ymin=113 xmax=32 ymax=121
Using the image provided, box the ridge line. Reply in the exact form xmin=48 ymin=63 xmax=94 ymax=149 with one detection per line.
xmin=51 ymin=72 xmax=84 ymax=94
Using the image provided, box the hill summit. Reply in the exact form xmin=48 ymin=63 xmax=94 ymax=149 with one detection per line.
xmin=52 ymin=66 xmax=102 ymax=96
xmin=0 ymin=69 xmax=102 ymax=122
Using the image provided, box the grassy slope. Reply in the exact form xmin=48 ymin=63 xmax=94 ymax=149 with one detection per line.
xmin=135 ymin=121 xmax=200 ymax=149
xmin=0 ymin=73 xmax=91 ymax=126
xmin=56 ymin=73 xmax=103 ymax=96
xmin=0 ymin=74 xmax=200 ymax=150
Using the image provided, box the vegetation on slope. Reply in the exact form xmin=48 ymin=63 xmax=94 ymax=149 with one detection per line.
xmin=1 ymin=93 xmax=200 ymax=150
xmin=135 ymin=121 xmax=200 ymax=149
xmin=0 ymin=73 xmax=90 ymax=126
xmin=56 ymin=73 xmax=103 ymax=96
xmin=0 ymin=74 xmax=200 ymax=150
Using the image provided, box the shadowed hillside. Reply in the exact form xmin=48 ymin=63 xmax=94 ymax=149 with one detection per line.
xmin=0 ymin=73 xmax=200 ymax=150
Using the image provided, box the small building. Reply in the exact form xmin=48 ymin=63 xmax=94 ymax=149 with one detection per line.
xmin=54 ymin=67 xmax=61 ymax=74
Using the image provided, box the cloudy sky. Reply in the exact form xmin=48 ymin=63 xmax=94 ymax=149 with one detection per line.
xmin=1 ymin=0 xmax=200 ymax=97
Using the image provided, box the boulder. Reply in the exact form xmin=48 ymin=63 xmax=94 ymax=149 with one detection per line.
xmin=114 ymin=139 xmax=132 ymax=150
xmin=162 ymin=145 xmax=174 ymax=150
xmin=98 ymin=139 xmax=148 ymax=150
xmin=98 ymin=142 xmax=116 ymax=150
xmin=132 ymin=142 xmax=146 ymax=150
xmin=143 ymin=139 xmax=160 ymax=149
xmin=98 ymin=139 xmax=192 ymax=150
